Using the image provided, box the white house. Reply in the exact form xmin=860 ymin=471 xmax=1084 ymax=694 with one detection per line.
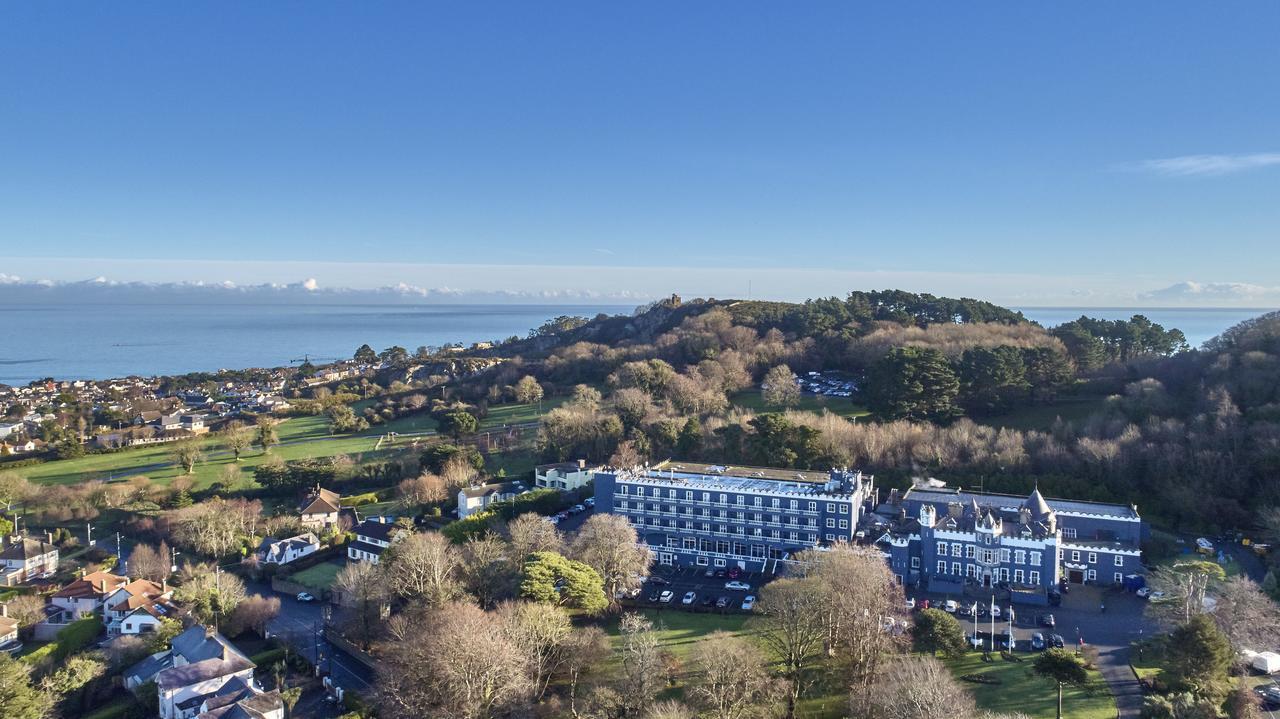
xmin=0 ymin=605 xmax=19 ymax=644
xmin=50 ymin=570 xmax=129 ymax=619
xmin=298 ymin=487 xmax=342 ymax=529
xmin=0 ymin=535 xmax=59 ymax=586
xmin=125 ymin=625 xmax=282 ymax=719
xmin=457 ymin=481 xmax=530 ymax=519
xmin=255 ymin=533 xmax=320 ymax=565
xmin=0 ymin=422 xmax=22 ymax=440
xmin=104 ymin=578 xmax=178 ymax=635
xmin=347 ymin=517 xmax=400 ymax=564
xmin=535 ymin=460 xmax=599 ymax=492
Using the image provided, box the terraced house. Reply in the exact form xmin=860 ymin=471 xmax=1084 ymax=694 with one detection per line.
xmin=875 ymin=480 xmax=1144 ymax=601
xmin=595 ymin=460 xmax=877 ymax=573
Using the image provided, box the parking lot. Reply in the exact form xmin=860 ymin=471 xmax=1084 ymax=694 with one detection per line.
xmin=619 ymin=564 xmax=774 ymax=613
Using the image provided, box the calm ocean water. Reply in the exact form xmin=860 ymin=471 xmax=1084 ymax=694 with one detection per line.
xmin=0 ymin=303 xmax=1272 ymax=385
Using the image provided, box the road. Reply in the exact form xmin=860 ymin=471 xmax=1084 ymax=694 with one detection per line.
xmin=244 ymin=578 xmax=375 ymax=694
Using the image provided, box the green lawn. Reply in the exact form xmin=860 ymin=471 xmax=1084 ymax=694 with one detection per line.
xmin=977 ymin=396 xmax=1108 ymax=432
xmin=287 ymin=561 xmax=343 ymax=591
xmin=729 ymin=390 xmax=869 ymax=419
xmin=943 ymin=651 xmax=1115 ymax=719
xmin=481 ymin=397 xmax=569 ymax=428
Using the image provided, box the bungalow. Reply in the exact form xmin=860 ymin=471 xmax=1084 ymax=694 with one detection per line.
xmin=51 ymin=570 xmax=129 ymax=619
xmin=125 ymin=625 xmax=282 ymax=719
xmin=255 ymin=533 xmax=320 ymax=566
xmin=535 ymin=460 xmax=599 ymax=492
xmin=298 ymin=487 xmax=342 ymax=530
xmin=0 ymin=612 xmax=17 ymax=645
xmin=458 ymin=481 xmax=530 ymax=519
xmin=348 ymin=517 xmax=400 ymax=564
xmin=2 ymin=439 xmax=36 ymax=455
xmin=0 ymin=422 xmax=22 ymax=440
xmin=104 ymin=578 xmax=179 ymax=635
xmin=0 ymin=534 xmax=59 ymax=586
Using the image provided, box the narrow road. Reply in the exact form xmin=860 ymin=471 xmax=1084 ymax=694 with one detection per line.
xmin=244 ymin=579 xmax=375 ymax=693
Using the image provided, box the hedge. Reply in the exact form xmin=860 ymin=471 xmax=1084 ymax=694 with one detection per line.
xmin=341 ymin=492 xmax=381 ymax=507
xmin=250 ymin=648 xmax=289 ymax=666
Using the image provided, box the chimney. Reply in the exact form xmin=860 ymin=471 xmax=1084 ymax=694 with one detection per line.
xmin=99 ymin=579 xmax=107 ymax=594
xmin=161 ymin=577 xmax=168 ymax=593
xmin=205 ymin=624 xmax=216 ymax=640
xmin=0 ymin=603 xmax=7 ymax=618
xmin=46 ymin=531 xmax=53 ymax=545
xmin=577 ymin=458 xmax=586 ymax=469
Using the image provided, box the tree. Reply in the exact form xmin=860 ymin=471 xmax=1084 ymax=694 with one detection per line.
xmin=354 ymin=344 xmax=378 ymax=364
xmin=753 ymin=578 xmax=828 ymax=718
xmin=1206 ymin=576 xmax=1280 ymax=654
xmin=563 ymin=625 xmax=611 ymax=718
xmin=1226 ymin=683 xmax=1265 ymax=719
xmin=376 ymin=602 xmax=530 ymax=719
xmin=644 ymin=700 xmax=697 ymax=719
xmin=334 ymin=561 xmax=390 ymax=650
xmin=173 ymin=562 xmax=246 ymax=626
xmin=862 ymin=655 xmax=977 ymax=719
xmin=381 ymin=531 xmax=460 ymax=606
xmin=127 ymin=542 xmax=172 ymax=583
xmin=398 ymin=472 xmax=447 ymax=508
xmin=690 ymin=631 xmax=779 ymax=719
xmin=499 ymin=601 xmax=573 ymax=700
xmin=1165 ymin=614 xmax=1233 ymax=700
xmin=255 ymin=416 xmax=279 ymax=453
xmin=225 ymin=595 xmax=280 ymax=638
xmin=379 ymin=346 xmax=410 ymax=367
xmin=0 ymin=653 xmax=52 ymax=719
xmin=221 ymin=421 xmax=253 ymax=461
xmin=866 ymin=346 xmax=960 ymax=421
xmin=911 ymin=608 xmax=967 ymax=658
xmin=170 ymin=437 xmax=204 ymax=475
xmin=439 ymin=410 xmax=478 ymax=440
xmin=419 ymin=444 xmax=484 ymax=474
xmin=1146 ymin=560 xmax=1226 ymax=627
xmin=519 ymin=551 xmax=608 ymax=615
xmin=569 ymin=514 xmax=651 ymax=602
xmin=513 ymin=376 xmax=544 ymax=406
xmin=0 ymin=472 xmax=31 ymax=510
xmin=506 ymin=512 xmax=563 ymax=563
xmin=618 ymin=613 xmax=664 ymax=715
xmin=458 ymin=533 xmax=516 ymax=609
xmin=957 ymin=346 xmax=1030 ymax=415
xmin=326 ymin=405 xmax=368 ymax=434
xmin=761 ymin=364 xmax=801 ymax=408
xmin=1032 ymin=648 xmax=1089 ymax=719
xmin=4 ymin=596 xmax=45 ymax=638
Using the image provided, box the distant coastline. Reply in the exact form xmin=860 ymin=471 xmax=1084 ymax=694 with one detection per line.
xmin=0 ymin=303 xmax=1271 ymax=386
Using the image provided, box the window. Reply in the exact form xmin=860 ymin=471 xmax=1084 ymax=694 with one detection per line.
xmin=952 ymin=562 xmax=961 ymax=575
xmin=1014 ymin=550 xmax=1026 ymax=565
xmin=937 ymin=542 xmax=948 ymax=556
xmin=714 ymin=558 xmax=726 ymax=567
xmin=696 ymin=556 xmax=709 ymax=566
xmin=1000 ymin=548 xmax=1010 ymax=563
xmin=789 ymin=531 xmax=799 ymax=541
xmin=808 ymin=501 xmax=817 ymax=511
xmin=937 ymin=561 xmax=947 ymax=574
xmin=999 ymin=568 xmax=1009 ymax=582
xmin=1114 ymin=555 xmax=1124 ymax=567
xmin=826 ymin=518 xmax=835 ymax=528
xmin=1030 ymin=571 xmax=1040 ymax=584
xmin=789 ymin=500 xmax=798 ymax=510
xmin=911 ymin=557 xmax=920 ymax=568
xmin=839 ymin=504 xmax=849 ymax=514
xmin=720 ymin=494 xmax=728 ymax=504
xmin=771 ymin=498 xmax=780 ymax=508
xmin=826 ymin=503 xmax=835 ymax=513
xmin=737 ymin=495 xmax=745 ymax=504
xmin=772 ymin=530 xmax=781 ymax=539
xmin=838 ymin=519 xmax=848 ymax=529
xmin=1063 ymin=527 xmax=1078 ymax=539
xmin=754 ymin=496 xmax=762 ymax=506
xmin=951 ymin=542 xmax=961 ymax=557
xmin=1071 ymin=551 xmax=1081 ymax=562
xmin=1088 ymin=552 xmax=1097 ymax=564
xmin=966 ymin=564 xmax=977 ymax=578
xmin=668 ymin=489 xmax=676 ymax=498
xmin=1087 ymin=569 xmax=1097 ymax=581
xmin=1014 ymin=569 xmax=1024 ymax=583
xmin=685 ymin=490 xmax=693 ymax=500
xmin=965 ymin=545 xmax=976 ymax=559
xmin=1031 ymin=551 xmax=1042 ymax=565
xmin=827 ymin=533 xmax=836 ymax=541
xmin=702 ymin=492 xmax=710 ymax=502
xmin=1114 ymin=572 xmax=1124 ymax=584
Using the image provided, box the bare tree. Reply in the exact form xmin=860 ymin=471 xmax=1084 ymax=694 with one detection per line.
xmin=514 ymin=376 xmax=544 ymax=405
xmin=381 ymin=531 xmax=461 ymax=606
xmin=761 ymin=364 xmax=801 ymax=408
xmin=170 ymin=437 xmax=205 ymax=475
xmin=570 ymin=514 xmax=651 ymax=602
xmin=334 ymin=560 xmax=390 ymax=650
xmin=440 ymin=454 xmax=480 ymax=493
xmin=0 ymin=472 xmax=32 ymax=510
xmin=1146 ymin=560 xmax=1226 ymax=627
xmin=127 ymin=542 xmax=172 ymax=583
xmin=398 ymin=472 xmax=447 ymax=508
xmin=618 ymin=612 xmax=664 ymax=715
xmin=1209 ymin=576 xmax=1280 ymax=653
xmin=690 ymin=631 xmax=780 ymax=719
xmin=4 ymin=595 xmax=46 ymax=637
xmin=226 ymin=595 xmax=280 ymax=638
xmin=563 ymin=625 xmax=612 ymax=719
xmin=221 ymin=421 xmax=253 ymax=461
xmin=499 ymin=600 xmax=573 ymax=699
xmin=644 ymin=700 xmax=696 ymax=719
xmin=862 ymin=655 xmax=977 ymax=719
xmin=377 ymin=602 xmax=531 ymax=719
xmin=459 ymin=532 xmax=514 ymax=609
xmin=753 ymin=578 xmax=828 ymax=719
xmin=506 ymin=512 xmax=563 ymax=562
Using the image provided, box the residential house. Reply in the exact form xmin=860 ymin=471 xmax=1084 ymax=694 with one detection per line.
xmin=298 ymin=487 xmax=342 ymax=530
xmin=0 ymin=422 xmax=22 ymax=440
xmin=104 ymin=578 xmax=179 ymax=635
xmin=347 ymin=517 xmax=400 ymax=564
xmin=125 ymin=625 xmax=282 ymax=719
xmin=458 ymin=481 xmax=530 ymax=519
xmin=255 ymin=533 xmax=320 ymax=566
xmin=51 ymin=570 xmax=129 ymax=619
xmin=2 ymin=439 xmax=37 ymax=454
xmin=0 ymin=604 xmax=18 ymax=644
xmin=535 ymin=460 xmax=599 ymax=492
xmin=181 ymin=415 xmax=208 ymax=434
xmin=0 ymin=534 xmax=59 ymax=586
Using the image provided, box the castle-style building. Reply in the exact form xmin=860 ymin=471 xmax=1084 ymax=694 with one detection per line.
xmin=876 ymin=481 xmax=1144 ymax=596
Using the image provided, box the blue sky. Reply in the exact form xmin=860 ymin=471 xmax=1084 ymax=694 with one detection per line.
xmin=2 ymin=3 xmax=1279 ymax=306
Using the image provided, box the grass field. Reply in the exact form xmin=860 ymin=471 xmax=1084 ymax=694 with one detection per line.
xmin=977 ymin=395 xmax=1108 ymax=432
xmin=288 ymin=561 xmax=343 ymax=591
xmin=729 ymin=390 xmax=869 ymax=419
xmin=943 ymin=651 xmax=1115 ymax=719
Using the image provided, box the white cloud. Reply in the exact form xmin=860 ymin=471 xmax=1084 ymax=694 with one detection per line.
xmin=1141 ymin=281 xmax=1280 ymax=305
xmin=1130 ymin=153 xmax=1280 ymax=178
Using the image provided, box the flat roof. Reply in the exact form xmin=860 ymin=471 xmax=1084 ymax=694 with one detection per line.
xmin=901 ymin=487 xmax=1138 ymax=520
xmin=653 ymin=460 xmax=834 ymax=484
xmin=621 ymin=461 xmax=863 ymax=496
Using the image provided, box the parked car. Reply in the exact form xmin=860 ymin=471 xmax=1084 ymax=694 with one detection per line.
xmin=968 ymin=635 xmax=984 ymax=649
xmin=296 ymin=592 xmax=316 ymax=602
xmin=715 ymin=596 xmax=730 ymax=609
xmin=715 ymin=569 xmax=726 ymax=578
xmin=1145 ymin=590 xmax=1167 ymax=602
xmin=741 ymin=595 xmax=756 ymax=610
xmin=990 ymin=605 xmax=1002 ymax=619
xmin=724 ymin=580 xmax=751 ymax=591
xmin=570 ymin=504 xmax=587 ymax=514
xmin=944 ymin=600 xmax=958 ymax=613
xmin=1049 ymin=634 xmax=1065 ymax=648
xmin=975 ymin=603 xmax=988 ymax=618
xmin=647 ymin=592 xmax=662 ymax=602
xmin=647 ymin=576 xmax=670 ymax=586
xmin=705 ymin=568 xmax=716 ymax=577
xmin=700 ymin=596 xmax=716 ymax=608
xmin=682 ymin=591 xmax=697 ymax=605
xmin=1256 ymin=685 xmax=1280 ymax=709
xmin=583 ymin=497 xmax=596 ymax=507
xmin=1038 ymin=614 xmax=1056 ymax=627
xmin=957 ymin=603 xmax=973 ymax=618
xmin=1031 ymin=633 xmax=1046 ymax=650
xmin=659 ymin=590 xmax=674 ymax=603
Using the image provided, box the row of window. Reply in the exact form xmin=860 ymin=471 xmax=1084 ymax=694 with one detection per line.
xmin=615 ymin=501 xmax=821 ymax=525
xmin=625 ymin=515 xmax=824 ymax=543
xmin=1061 ymin=549 xmax=1126 ymax=566
xmin=933 ymin=561 xmax=1044 ymax=585
xmin=936 ymin=542 xmax=1044 ymax=566
xmin=616 ymin=485 xmax=849 ymax=514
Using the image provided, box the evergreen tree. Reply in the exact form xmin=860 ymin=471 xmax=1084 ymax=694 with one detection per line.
xmin=958 ymin=345 xmax=1030 ymax=415
xmin=866 ymin=347 xmax=960 ymax=421
xmin=1165 ymin=614 xmax=1233 ymax=699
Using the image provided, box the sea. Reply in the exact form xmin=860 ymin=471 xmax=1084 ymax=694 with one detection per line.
xmin=0 ymin=303 xmax=1272 ymax=386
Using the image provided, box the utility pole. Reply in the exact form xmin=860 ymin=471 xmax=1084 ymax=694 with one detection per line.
xmin=86 ymin=521 xmax=94 ymax=547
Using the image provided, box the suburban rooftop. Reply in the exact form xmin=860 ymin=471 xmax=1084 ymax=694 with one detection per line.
xmin=619 ymin=460 xmax=869 ymax=496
